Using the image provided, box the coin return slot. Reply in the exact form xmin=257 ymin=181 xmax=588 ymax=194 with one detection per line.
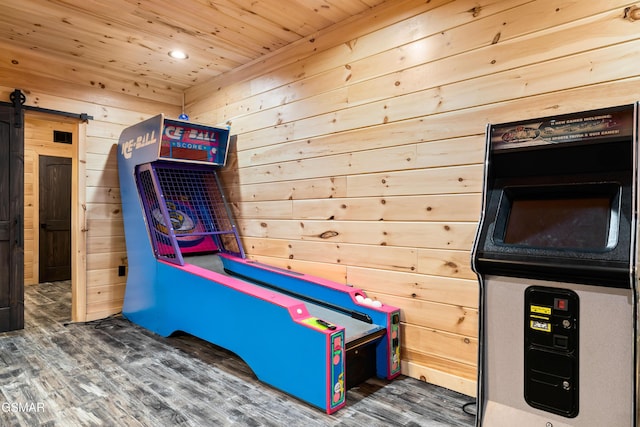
xmin=553 ymin=335 xmax=569 ymax=349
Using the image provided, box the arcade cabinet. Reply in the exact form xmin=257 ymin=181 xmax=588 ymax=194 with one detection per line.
xmin=472 ymin=104 xmax=638 ymax=426
xmin=117 ymin=115 xmax=401 ymax=414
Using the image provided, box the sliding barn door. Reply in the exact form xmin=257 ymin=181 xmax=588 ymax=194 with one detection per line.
xmin=0 ymin=104 xmax=24 ymax=331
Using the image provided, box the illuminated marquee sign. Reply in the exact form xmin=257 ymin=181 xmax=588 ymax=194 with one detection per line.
xmin=159 ymin=121 xmax=229 ymax=165
xmin=491 ymin=106 xmax=634 ymax=151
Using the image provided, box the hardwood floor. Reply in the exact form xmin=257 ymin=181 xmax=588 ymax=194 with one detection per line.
xmin=0 ymin=281 xmax=476 ymax=426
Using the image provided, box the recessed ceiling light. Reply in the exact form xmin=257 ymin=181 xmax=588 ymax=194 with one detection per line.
xmin=168 ymin=50 xmax=189 ymax=60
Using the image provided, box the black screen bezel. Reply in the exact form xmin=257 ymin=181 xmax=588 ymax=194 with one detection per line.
xmin=474 ymin=172 xmax=633 ymax=288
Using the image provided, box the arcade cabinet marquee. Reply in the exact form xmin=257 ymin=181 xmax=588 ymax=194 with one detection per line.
xmin=117 ymin=115 xmax=401 ymax=414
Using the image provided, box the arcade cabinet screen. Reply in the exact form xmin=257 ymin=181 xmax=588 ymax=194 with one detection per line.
xmin=502 ymin=196 xmax=614 ymax=250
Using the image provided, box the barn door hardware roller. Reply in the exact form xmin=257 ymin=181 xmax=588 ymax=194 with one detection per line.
xmin=9 ymin=89 xmax=25 ymax=128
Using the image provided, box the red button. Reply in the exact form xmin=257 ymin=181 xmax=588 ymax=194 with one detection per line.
xmin=555 ymin=298 xmax=568 ymax=311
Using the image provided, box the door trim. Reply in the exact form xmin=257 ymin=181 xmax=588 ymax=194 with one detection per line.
xmin=72 ymin=120 xmax=87 ymax=322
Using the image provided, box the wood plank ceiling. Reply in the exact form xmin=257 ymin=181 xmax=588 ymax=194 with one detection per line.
xmin=0 ymin=0 xmax=388 ymax=92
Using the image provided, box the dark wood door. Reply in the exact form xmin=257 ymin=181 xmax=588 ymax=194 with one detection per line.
xmin=39 ymin=156 xmax=71 ymax=282
xmin=0 ymin=105 xmax=24 ymax=332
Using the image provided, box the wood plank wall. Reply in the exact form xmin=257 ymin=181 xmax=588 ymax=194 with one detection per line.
xmin=186 ymin=0 xmax=640 ymax=396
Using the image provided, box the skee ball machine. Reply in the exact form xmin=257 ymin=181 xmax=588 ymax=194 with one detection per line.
xmin=117 ymin=114 xmax=401 ymax=414
xmin=472 ymin=104 xmax=640 ymax=426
